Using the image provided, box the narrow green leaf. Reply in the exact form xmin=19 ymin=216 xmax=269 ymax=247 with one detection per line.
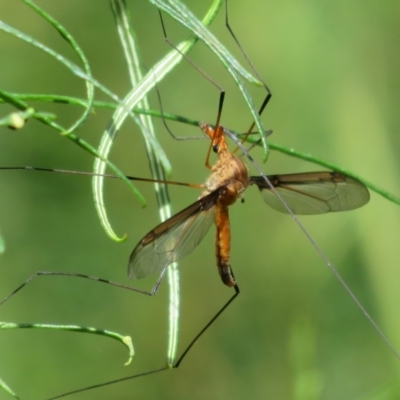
xmin=0 ymin=321 xmax=134 ymax=366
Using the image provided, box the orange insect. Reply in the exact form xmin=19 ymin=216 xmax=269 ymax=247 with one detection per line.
xmin=128 ymin=120 xmax=370 ymax=290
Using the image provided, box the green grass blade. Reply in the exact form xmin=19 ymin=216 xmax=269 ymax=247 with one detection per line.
xmin=0 ymin=321 xmax=134 ymax=366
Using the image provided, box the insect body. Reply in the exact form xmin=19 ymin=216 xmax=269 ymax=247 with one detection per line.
xmin=128 ymin=123 xmax=370 ymax=287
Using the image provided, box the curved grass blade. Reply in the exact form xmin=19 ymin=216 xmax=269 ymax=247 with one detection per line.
xmin=0 ymin=321 xmax=134 ymax=366
xmin=0 ymin=320 xmax=134 ymax=399
xmin=92 ymin=0 xmax=221 ymax=242
xmin=21 ymin=0 xmax=94 ymax=134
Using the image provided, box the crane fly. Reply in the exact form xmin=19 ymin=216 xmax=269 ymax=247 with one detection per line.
xmin=125 ymin=2 xmax=369 ymax=290
xmin=1 ymin=121 xmax=371 ymax=293
xmin=128 ymin=121 xmax=370 ymax=288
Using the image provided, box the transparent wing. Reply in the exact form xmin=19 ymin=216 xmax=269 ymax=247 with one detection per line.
xmin=251 ymin=172 xmax=370 ymax=215
xmin=128 ymin=188 xmax=223 ymax=280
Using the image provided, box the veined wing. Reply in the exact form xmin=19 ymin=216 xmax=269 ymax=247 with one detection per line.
xmin=128 ymin=187 xmax=225 ymax=279
xmin=250 ymin=172 xmax=370 ymax=215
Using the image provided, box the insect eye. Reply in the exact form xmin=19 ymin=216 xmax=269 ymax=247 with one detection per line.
xmin=212 ymin=144 xmax=219 ymax=153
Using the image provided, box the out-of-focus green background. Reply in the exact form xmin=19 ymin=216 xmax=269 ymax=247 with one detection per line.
xmin=1 ymin=1 xmax=400 ymax=399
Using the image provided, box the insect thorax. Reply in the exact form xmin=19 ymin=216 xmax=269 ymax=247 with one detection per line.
xmin=203 ymin=152 xmax=249 ymax=205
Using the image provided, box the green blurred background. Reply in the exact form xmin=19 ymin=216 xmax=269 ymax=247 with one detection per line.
xmin=1 ymin=1 xmax=400 ymax=399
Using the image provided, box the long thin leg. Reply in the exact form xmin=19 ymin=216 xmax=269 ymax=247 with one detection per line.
xmin=0 ymin=166 xmax=204 ymax=189
xmin=0 ymin=269 xmax=168 ymax=309
xmin=223 ymin=0 xmax=273 ymax=151
xmin=45 ymin=284 xmax=240 ymax=400
xmin=158 ymin=9 xmax=226 ymax=169
xmin=174 ymin=283 xmax=239 ymax=368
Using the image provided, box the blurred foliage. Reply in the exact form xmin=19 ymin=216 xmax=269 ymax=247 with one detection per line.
xmin=0 ymin=1 xmax=400 ymax=399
